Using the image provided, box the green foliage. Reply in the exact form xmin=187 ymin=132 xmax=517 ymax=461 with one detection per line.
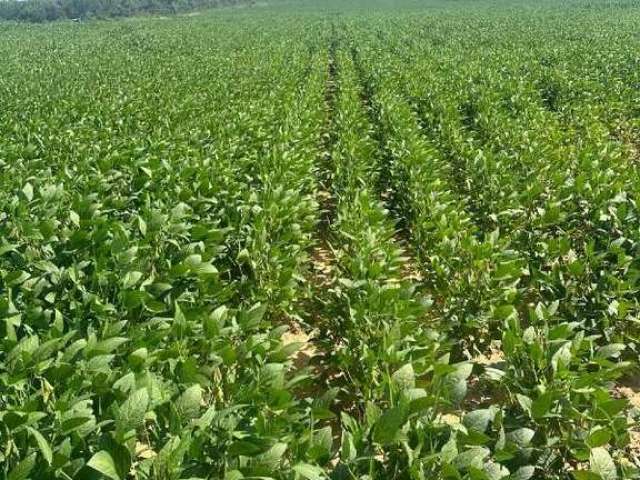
xmin=0 ymin=0 xmax=250 ymax=23
xmin=1 ymin=1 xmax=639 ymax=479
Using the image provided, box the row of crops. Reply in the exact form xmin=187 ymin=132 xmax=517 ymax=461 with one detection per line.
xmin=1 ymin=1 xmax=639 ymax=479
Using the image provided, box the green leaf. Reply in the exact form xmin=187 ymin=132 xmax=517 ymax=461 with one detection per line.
xmin=244 ymin=303 xmax=267 ymax=327
xmin=256 ymin=442 xmax=287 ymax=470
xmin=341 ymin=431 xmax=357 ymax=462
xmin=228 ymin=441 xmax=264 ymax=456
xmin=22 ymin=182 xmax=34 ymax=202
xmin=91 ymin=337 xmax=129 ymax=356
xmin=484 ymin=461 xmax=510 ymax=480
xmin=225 ymin=471 xmax=244 ymax=480
xmin=506 ymin=428 xmax=535 ymax=448
xmin=8 ymin=453 xmax=36 ymax=480
xmin=511 ymin=466 xmax=536 ymax=480
xmin=595 ymin=344 xmax=625 ymax=359
xmin=128 ymin=348 xmax=148 ymax=368
xmin=154 ymin=435 xmax=190 ymax=474
xmin=454 ymin=447 xmax=490 ymax=470
xmin=116 ymin=388 xmax=149 ymax=435
xmin=573 ymin=472 xmax=602 ymax=480
xmin=441 ymin=437 xmax=458 ymax=463
xmin=373 ymin=405 xmax=408 ymax=445
xmin=392 ymin=363 xmax=415 ymax=390
xmin=122 ymin=271 xmax=143 ymax=289
xmin=26 ymin=427 xmax=52 ymax=465
xmin=69 ymin=210 xmax=80 ymax=227
xmin=531 ymin=392 xmax=553 ymax=419
xmin=551 ymin=343 xmax=572 ymax=372
xmin=193 ymin=261 xmax=218 ymax=276
xmin=138 ymin=216 xmax=147 ymax=236
xmin=204 ymin=306 xmax=227 ymax=338
xmin=293 ymin=463 xmax=325 ymax=480
xmin=589 ymin=447 xmax=617 ymax=480
xmin=516 ymin=394 xmax=532 ymax=415
xmin=463 ymin=408 xmax=495 ymax=433
xmin=408 ymin=394 xmax=433 ymax=415
xmin=599 ymin=399 xmax=627 ymax=417
xmin=313 ymin=426 xmax=333 ymax=452
xmin=87 ymin=450 xmax=121 ymax=480
xmin=571 ymin=470 xmax=602 ymax=480
xmin=587 ymin=428 xmax=612 ymax=448
xmin=175 ymin=385 xmax=203 ymax=421
xmin=194 ymin=406 xmax=216 ymax=430
xmin=443 ymin=362 xmax=473 ymax=404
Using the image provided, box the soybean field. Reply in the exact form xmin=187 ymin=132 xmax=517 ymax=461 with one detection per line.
xmin=1 ymin=1 xmax=640 ymax=479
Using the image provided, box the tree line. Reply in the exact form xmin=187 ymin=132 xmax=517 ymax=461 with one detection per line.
xmin=0 ymin=0 xmax=250 ymax=22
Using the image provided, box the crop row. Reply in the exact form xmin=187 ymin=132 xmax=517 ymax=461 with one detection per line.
xmin=344 ymin=11 xmax=639 ymax=478
xmin=0 ymin=18 xmax=334 ymax=479
xmin=1 ymin=3 xmax=640 ymax=480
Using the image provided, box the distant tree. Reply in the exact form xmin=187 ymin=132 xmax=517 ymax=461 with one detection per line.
xmin=0 ymin=0 xmax=245 ymax=22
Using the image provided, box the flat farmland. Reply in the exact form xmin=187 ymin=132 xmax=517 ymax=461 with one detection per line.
xmin=1 ymin=1 xmax=640 ymax=478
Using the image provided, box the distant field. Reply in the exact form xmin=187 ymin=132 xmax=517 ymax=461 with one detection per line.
xmin=1 ymin=1 xmax=640 ymax=478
